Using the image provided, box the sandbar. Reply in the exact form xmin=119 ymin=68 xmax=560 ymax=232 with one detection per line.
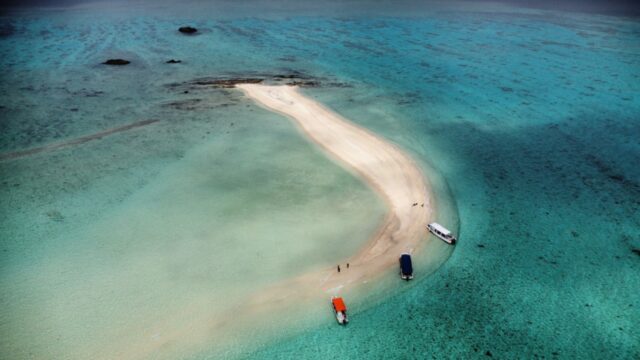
xmin=237 ymin=84 xmax=435 ymax=297
xmin=90 ymin=85 xmax=438 ymax=358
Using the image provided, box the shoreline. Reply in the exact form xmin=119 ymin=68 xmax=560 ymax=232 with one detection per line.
xmin=236 ymin=84 xmax=437 ymax=296
xmin=82 ymin=84 xmax=442 ymax=359
xmin=0 ymin=119 xmax=159 ymax=161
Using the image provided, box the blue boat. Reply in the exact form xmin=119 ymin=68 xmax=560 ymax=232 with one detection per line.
xmin=399 ymin=253 xmax=413 ymax=281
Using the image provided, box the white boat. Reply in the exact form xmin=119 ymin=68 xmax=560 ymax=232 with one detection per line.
xmin=427 ymin=222 xmax=457 ymax=245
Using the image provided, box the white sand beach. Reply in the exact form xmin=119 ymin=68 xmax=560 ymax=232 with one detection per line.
xmin=237 ymin=84 xmax=436 ymax=297
xmin=57 ymin=85 xmax=440 ymax=359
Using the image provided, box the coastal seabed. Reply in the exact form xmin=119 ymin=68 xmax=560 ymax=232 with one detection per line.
xmin=0 ymin=84 xmax=455 ymax=359
xmin=1 ymin=1 xmax=639 ymax=359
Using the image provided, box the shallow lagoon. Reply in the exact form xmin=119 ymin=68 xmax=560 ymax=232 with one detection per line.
xmin=1 ymin=1 xmax=639 ymax=359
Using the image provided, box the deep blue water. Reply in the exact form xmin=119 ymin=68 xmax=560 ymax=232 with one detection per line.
xmin=243 ymin=11 xmax=640 ymax=359
xmin=1 ymin=1 xmax=639 ymax=358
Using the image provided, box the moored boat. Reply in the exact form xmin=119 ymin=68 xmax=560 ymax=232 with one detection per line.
xmin=427 ymin=222 xmax=457 ymax=244
xmin=399 ymin=253 xmax=413 ymax=280
xmin=331 ymin=297 xmax=348 ymax=325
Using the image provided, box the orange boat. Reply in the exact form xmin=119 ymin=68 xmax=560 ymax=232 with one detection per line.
xmin=332 ymin=297 xmax=348 ymax=325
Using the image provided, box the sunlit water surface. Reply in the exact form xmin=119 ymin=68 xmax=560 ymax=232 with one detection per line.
xmin=0 ymin=1 xmax=638 ymax=358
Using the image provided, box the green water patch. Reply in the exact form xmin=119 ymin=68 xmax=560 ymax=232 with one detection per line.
xmin=241 ymin=11 xmax=640 ymax=359
xmin=2 ymin=4 xmax=638 ymax=359
xmin=0 ymin=87 xmax=386 ymax=358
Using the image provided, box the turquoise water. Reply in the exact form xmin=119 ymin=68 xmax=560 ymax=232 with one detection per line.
xmin=1 ymin=1 xmax=639 ymax=358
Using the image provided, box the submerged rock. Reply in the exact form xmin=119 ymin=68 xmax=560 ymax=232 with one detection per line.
xmin=46 ymin=210 xmax=64 ymax=222
xmin=103 ymin=59 xmax=130 ymax=65
xmin=179 ymin=26 xmax=198 ymax=34
xmin=192 ymin=78 xmax=263 ymax=88
xmin=609 ymin=174 xmax=625 ymax=182
xmin=166 ymin=59 xmax=182 ymax=64
xmin=165 ymin=72 xmax=343 ymax=93
xmin=273 ymin=74 xmax=302 ymax=79
xmin=163 ymin=98 xmax=203 ymax=110
xmin=286 ymin=80 xmax=320 ymax=87
xmin=0 ymin=23 xmax=16 ymax=37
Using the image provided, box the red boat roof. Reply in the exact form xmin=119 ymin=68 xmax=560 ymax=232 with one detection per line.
xmin=332 ymin=297 xmax=347 ymax=312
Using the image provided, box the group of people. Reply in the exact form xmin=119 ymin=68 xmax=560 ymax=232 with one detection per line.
xmin=337 ymin=263 xmax=350 ymax=272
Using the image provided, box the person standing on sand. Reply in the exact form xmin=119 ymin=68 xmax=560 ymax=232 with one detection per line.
xmin=337 ymin=265 xmax=341 ymax=273
xmin=346 ymin=263 xmax=350 ymax=269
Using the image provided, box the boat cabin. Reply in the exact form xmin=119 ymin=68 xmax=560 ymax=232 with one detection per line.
xmin=399 ymin=253 xmax=413 ymax=280
xmin=427 ymin=222 xmax=457 ymax=245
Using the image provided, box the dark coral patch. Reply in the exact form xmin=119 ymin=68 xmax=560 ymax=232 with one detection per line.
xmin=103 ymin=59 xmax=130 ymax=65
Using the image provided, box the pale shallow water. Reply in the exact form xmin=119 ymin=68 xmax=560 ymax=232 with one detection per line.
xmin=1 ymin=1 xmax=639 ymax=359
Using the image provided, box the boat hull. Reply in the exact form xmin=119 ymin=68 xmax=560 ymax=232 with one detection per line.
xmin=399 ymin=253 xmax=414 ymax=280
xmin=427 ymin=226 xmax=457 ymax=245
xmin=336 ymin=312 xmax=348 ymax=325
xmin=332 ymin=297 xmax=348 ymax=325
